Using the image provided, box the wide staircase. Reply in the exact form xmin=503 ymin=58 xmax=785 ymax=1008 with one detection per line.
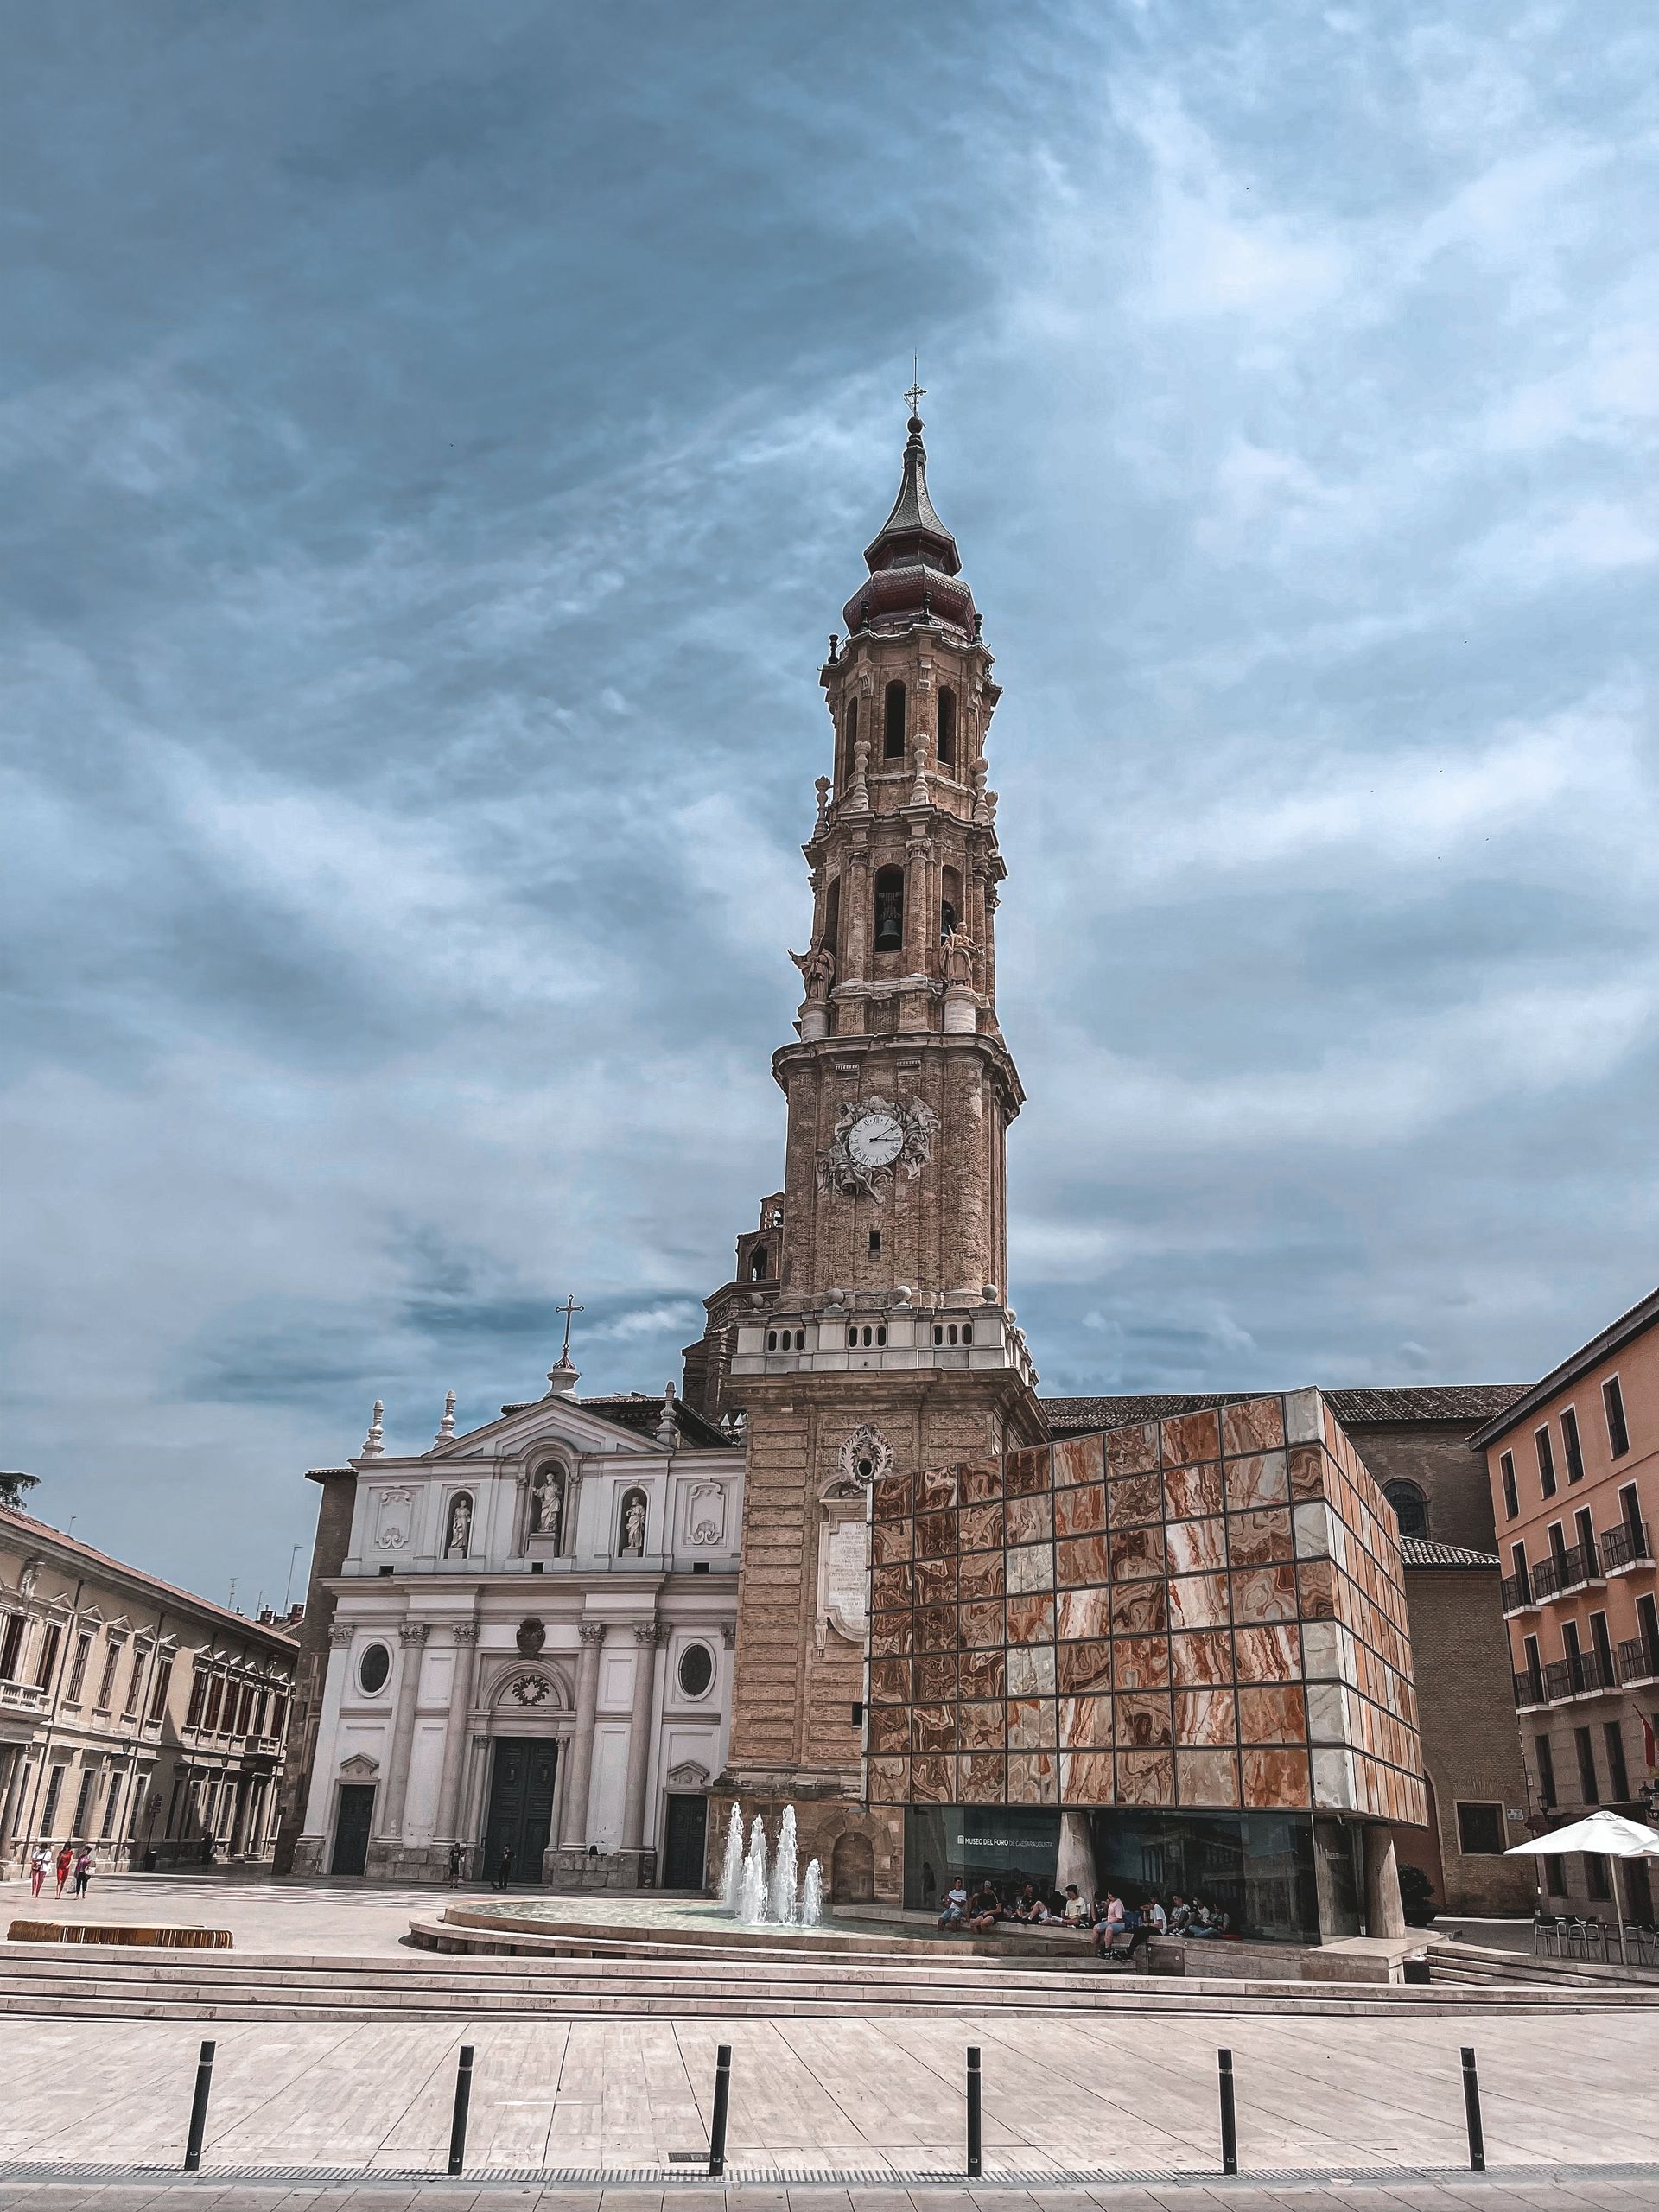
xmin=0 ymin=1929 xmax=1657 ymax=2022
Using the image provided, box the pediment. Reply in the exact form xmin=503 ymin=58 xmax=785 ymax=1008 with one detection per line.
xmin=666 ymin=1760 xmax=711 ymax=1789
xmin=339 ymin=1752 xmax=380 ymax=1778
xmin=427 ymin=1398 xmax=667 ymax=1463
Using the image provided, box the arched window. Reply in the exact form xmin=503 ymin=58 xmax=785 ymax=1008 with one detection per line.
xmin=938 ymin=686 xmax=957 ymax=768
xmin=841 ymin=696 xmax=859 ymax=786
xmin=823 ymin=876 xmax=840 ymax=957
xmin=1384 ymin=1480 xmax=1429 ymax=1538
xmin=884 ymin=680 xmax=906 ymax=759
xmin=874 ymin=865 xmax=905 ymax=952
xmin=748 ymin=1244 xmax=771 ymax=1281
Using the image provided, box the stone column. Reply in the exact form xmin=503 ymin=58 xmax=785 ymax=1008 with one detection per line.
xmin=433 ymin=1622 xmax=480 ymax=1845
xmin=1363 ymin=1824 xmax=1406 ymax=1938
xmin=375 ymin=1624 xmax=429 ymax=1840
xmin=557 ymin=1623 xmax=605 ymax=1847
xmin=564 ymin=1471 xmax=583 ymax=1559
xmin=1056 ymin=1810 xmax=1096 ymax=1905
xmin=620 ymin=1622 xmax=666 ymax=1854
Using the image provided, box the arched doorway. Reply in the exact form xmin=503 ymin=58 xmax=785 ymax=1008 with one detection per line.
xmin=830 ymin=1830 xmax=874 ymax=1902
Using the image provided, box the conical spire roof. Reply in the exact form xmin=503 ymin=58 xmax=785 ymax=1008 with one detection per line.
xmin=862 ymin=410 xmax=962 ymax=576
xmin=842 ymin=403 xmax=980 ymax=640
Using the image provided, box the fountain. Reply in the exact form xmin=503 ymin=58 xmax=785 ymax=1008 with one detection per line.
xmin=717 ymin=1802 xmax=746 ymax=1916
xmin=767 ymin=1805 xmax=799 ymax=1925
xmin=735 ymin=1814 xmax=770 ymax=1926
xmin=800 ymin=1858 xmax=823 ymax=1927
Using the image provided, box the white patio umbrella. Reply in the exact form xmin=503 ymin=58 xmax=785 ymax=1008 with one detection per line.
xmin=1507 ymin=1809 xmax=1659 ymax=1966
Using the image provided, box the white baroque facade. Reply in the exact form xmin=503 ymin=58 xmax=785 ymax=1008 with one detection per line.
xmin=289 ymin=1366 xmax=741 ymax=1887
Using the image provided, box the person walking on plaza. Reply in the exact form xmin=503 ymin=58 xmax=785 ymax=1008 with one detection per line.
xmin=494 ymin=1844 xmax=512 ymax=1891
xmin=29 ymin=1844 xmax=49 ymax=1898
xmin=54 ymin=1843 xmax=73 ymax=1898
xmin=447 ymin=1841 xmax=465 ymax=1888
xmin=73 ymin=1846 xmax=92 ymax=1898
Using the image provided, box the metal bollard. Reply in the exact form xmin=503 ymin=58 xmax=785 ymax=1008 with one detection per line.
xmin=182 ymin=2038 xmax=217 ymax=2174
xmin=448 ymin=2044 xmax=474 ymax=2177
xmin=1217 ymin=2047 xmax=1238 ymax=2177
xmin=1460 ymin=2045 xmax=1485 ymax=2172
xmin=709 ymin=2042 xmax=733 ymax=2178
xmin=966 ymin=2045 xmax=982 ymax=2179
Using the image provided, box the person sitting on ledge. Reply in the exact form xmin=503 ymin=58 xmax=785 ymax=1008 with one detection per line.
xmin=938 ymin=1876 xmax=969 ymax=1931
xmin=1143 ymin=1893 xmax=1168 ymax=1936
xmin=1167 ymin=1893 xmax=1192 ymax=1935
xmin=1091 ymin=1887 xmax=1125 ymax=1955
xmin=965 ymin=1884 xmax=1002 ymax=1933
xmin=1186 ymin=1900 xmax=1217 ymax=1937
xmin=1011 ymin=1881 xmax=1041 ymax=1922
xmin=1061 ymin=1883 xmax=1090 ymax=1927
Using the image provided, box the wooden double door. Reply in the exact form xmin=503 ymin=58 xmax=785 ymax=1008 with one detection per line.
xmin=483 ymin=1739 xmax=557 ymax=1884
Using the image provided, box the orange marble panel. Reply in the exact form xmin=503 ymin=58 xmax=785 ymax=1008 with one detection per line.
xmin=868 ymin=1755 xmax=906 ymax=1801
xmin=1004 ymin=1446 xmax=1052 ymax=1497
xmin=1056 ymin=1587 xmax=1110 ymax=1641
xmin=960 ymin=1459 xmax=1002 ymax=1504
xmin=914 ymin=1650 xmax=957 ymax=1702
xmin=1109 ymin=1470 xmax=1163 ymax=1524
xmin=1054 ymin=1483 xmax=1107 ymax=1537
xmin=1116 ymin=1691 xmax=1173 ymax=1747
xmin=1178 ymin=1749 xmax=1241 ymax=1808
xmin=916 ymin=1511 xmax=957 ymax=1560
xmin=1243 ymin=1747 xmax=1309 ymax=1808
xmin=919 ymin=1466 xmax=958 ymax=1511
xmin=869 ymin=1656 xmax=910 ymax=1704
xmin=1227 ymin=1508 xmax=1294 ymax=1567
xmin=1288 ymin=1445 xmax=1326 ymax=1502
xmin=1163 ymin=1408 xmax=1221 ymax=1465
xmin=916 ymin=1605 xmax=959 ymax=1651
xmin=959 ymin=1503 xmax=1005 ymax=1554
xmin=1061 ymin=1750 xmax=1116 ymax=1805
xmin=1103 ymin=1421 xmax=1158 ymax=1477
xmin=1058 ymin=1638 xmax=1113 ymax=1694
xmin=1005 ymin=1492 xmax=1053 ymax=1546
xmin=1163 ymin=1462 xmax=1224 ymax=1519
xmin=1116 ymin=1749 xmax=1175 ymax=1806
xmin=1170 ymin=1631 xmax=1230 ymax=1688
xmin=1006 ymin=1751 xmax=1059 ymax=1806
xmin=1007 ymin=1593 xmax=1056 ymax=1646
xmin=961 ymin=1648 xmax=1007 ymax=1701
xmin=1054 ymin=1432 xmax=1106 ymax=1487
xmin=959 ymin=1698 xmax=1005 ymax=1751
xmin=1167 ymin=1573 xmax=1230 ymax=1630
xmin=871 ymin=1611 xmax=912 ymax=1657
xmin=1112 ymin=1636 xmax=1170 ymax=1691
xmin=1234 ymin=1624 xmax=1301 ymax=1681
xmin=958 ymin=1553 xmax=1005 ymax=1603
xmin=909 ymin=1754 xmax=956 ymax=1803
xmin=1058 ymin=1534 xmax=1114 ymax=1588
xmin=961 ymin=1751 xmax=1007 ymax=1804
xmin=912 ymin=1705 xmax=956 ymax=1752
xmin=874 ymin=1471 xmax=915 ymax=1522
xmin=1110 ymin=1578 xmax=1168 ymax=1635
xmin=913 ymin=1557 xmax=958 ymax=1609
xmin=1224 ymin=1452 xmax=1289 ymax=1511
xmin=1006 ymin=1696 xmax=1058 ymax=1749
xmin=1165 ymin=1517 xmax=1225 ymax=1573
xmin=869 ymin=1705 xmax=909 ymax=1755
xmin=1223 ymin=1397 xmax=1287 ymax=1455
xmin=1059 ymin=1694 xmax=1114 ymax=1751
xmin=1173 ymin=1687 xmax=1236 ymax=1745
xmin=1237 ymin=1685 xmax=1306 ymax=1742
xmin=1108 ymin=1523 xmax=1166 ymax=1580
xmin=873 ymin=1518 xmax=914 ymax=1565
xmin=1231 ymin=1565 xmax=1299 ymax=1624
xmin=961 ymin=1599 xmax=1006 ymax=1649
xmin=1297 ymin=1561 xmax=1336 ymax=1619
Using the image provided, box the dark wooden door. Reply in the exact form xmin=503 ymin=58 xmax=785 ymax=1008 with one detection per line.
xmin=662 ymin=1794 xmax=708 ymax=1890
xmin=330 ymin=1783 xmax=374 ymax=1876
xmin=484 ymin=1740 xmax=556 ymax=1884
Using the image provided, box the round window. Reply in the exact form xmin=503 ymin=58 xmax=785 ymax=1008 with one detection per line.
xmin=357 ymin=1642 xmax=391 ymax=1694
xmin=677 ymin=1642 xmax=715 ymax=1700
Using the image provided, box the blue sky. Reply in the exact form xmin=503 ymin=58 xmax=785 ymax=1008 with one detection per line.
xmin=3 ymin=1 xmax=1657 ymax=1599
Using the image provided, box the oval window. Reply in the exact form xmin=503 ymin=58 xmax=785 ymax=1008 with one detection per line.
xmin=357 ymin=1642 xmax=391 ymax=1694
xmin=677 ymin=1643 xmax=715 ymax=1700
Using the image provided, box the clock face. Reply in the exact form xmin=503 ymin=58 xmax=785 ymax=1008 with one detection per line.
xmin=847 ymin=1109 xmax=905 ymax=1169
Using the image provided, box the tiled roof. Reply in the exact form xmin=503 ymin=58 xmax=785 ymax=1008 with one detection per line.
xmin=0 ymin=1506 xmax=299 ymax=1651
xmin=1470 ymin=1283 xmax=1659 ymax=1449
xmin=1043 ymin=1392 xmax=1260 ymax=1437
xmin=1325 ymin=1386 xmax=1528 ymax=1425
xmin=497 ymin=1392 xmax=732 ymax=1452
xmin=1400 ymin=1535 xmax=1500 ymax=1569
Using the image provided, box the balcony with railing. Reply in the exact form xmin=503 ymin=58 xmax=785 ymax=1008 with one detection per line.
xmin=1618 ymin=1637 xmax=1659 ymax=1689
xmin=0 ymin=1681 xmax=47 ymax=1713
xmin=1527 ymin=1554 xmax=1565 ymax=1604
xmin=1555 ymin=1541 xmax=1604 ymax=1595
xmin=1513 ymin=1669 xmax=1548 ymax=1711
xmin=1601 ymin=1520 xmax=1653 ymax=1576
xmin=1501 ymin=1568 xmax=1537 ymax=1616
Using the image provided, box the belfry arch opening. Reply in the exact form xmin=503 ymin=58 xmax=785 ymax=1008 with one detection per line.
xmin=873 ymin=866 xmax=905 ymax=952
xmin=884 ymin=681 xmax=906 ymax=759
xmin=938 ymin=686 xmax=957 ymax=769
xmin=840 ymin=695 xmax=859 ymax=787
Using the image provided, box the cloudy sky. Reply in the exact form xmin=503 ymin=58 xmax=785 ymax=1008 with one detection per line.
xmin=3 ymin=2 xmax=1657 ymax=1599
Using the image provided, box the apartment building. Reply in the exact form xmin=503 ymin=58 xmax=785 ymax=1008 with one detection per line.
xmin=1472 ymin=1285 xmax=1659 ymax=1915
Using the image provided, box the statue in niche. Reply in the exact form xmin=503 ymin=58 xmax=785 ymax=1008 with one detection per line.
xmin=942 ymin=925 xmax=976 ymax=988
xmin=444 ymin=1493 xmax=473 ymax=1557
xmin=619 ymin=1488 xmax=648 ymax=1557
xmin=528 ymin=1466 xmax=563 ymax=1548
xmin=790 ymin=942 xmax=836 ymax=1003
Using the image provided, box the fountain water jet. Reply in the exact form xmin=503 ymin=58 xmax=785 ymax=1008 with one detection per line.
xmin=800 ymin=1858 xmax=823 ymax=1928
xmin=717 ymin=1802 xmax=746 ymax=1916
xmin=735 ymin=1815 xmax=769 ymax=1925
xmin=768 ymin=1806 xmax=799 ymax=1925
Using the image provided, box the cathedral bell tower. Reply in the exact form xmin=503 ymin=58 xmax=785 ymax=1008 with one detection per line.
xmin=716 ymin=399 xmax=1044 ymax=1884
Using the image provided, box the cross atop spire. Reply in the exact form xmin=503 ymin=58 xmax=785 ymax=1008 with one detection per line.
xmin=905 ymin=360 xmax=925 ymax=421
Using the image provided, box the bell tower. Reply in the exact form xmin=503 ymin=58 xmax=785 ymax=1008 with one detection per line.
xmin=715 ymin=398 xmax=1044 ymax=1890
